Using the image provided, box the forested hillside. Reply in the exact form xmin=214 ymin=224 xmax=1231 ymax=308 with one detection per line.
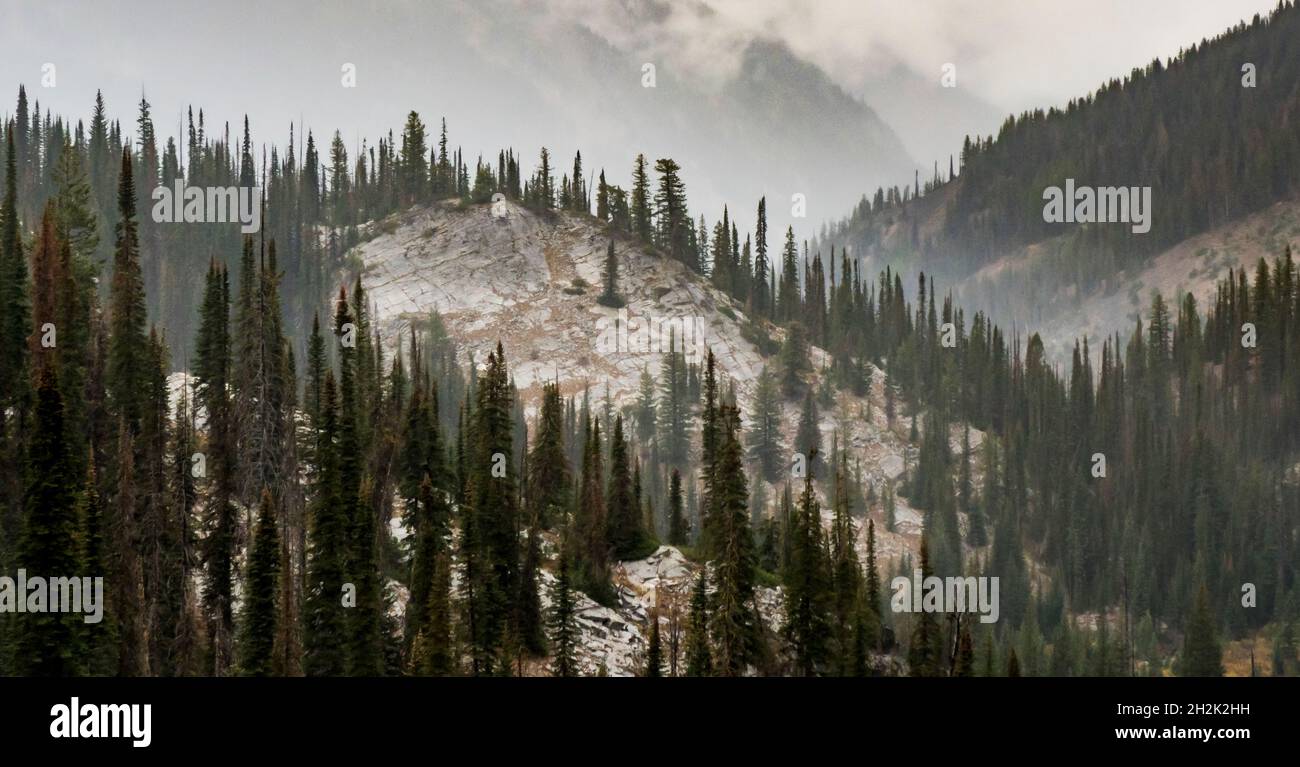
xmin=1 ymin=23 xmax=1298 ymax=677
xmin=821 ymin=2 xmax=1300 ymax=333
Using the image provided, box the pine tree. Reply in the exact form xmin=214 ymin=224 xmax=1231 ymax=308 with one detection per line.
xmin=644 ymin=610 xmax=663 ymax=678
xmin=667 ymin=468 xmax=688 ymax=546
xmin=709 ymin=405 xmax=759 ymax=675
xmin=0 ymin=130 xmax=31 ymax=439
xmin=598 ymin=240 xmax=623 ymax=308
xmin=549 ymin=545 xmax=578 ymax=677
xmin=303 ymin=373 xmax=348 ymax=677
xmin=685 ymin=569 xmax=712 ymax=676
xmin=527 ymin=382 xmax=569 ymax=529
xmin=238 ymin=489 xmax=281 ymax=676
xmin=630 ymin=154 xmax=652 ymax=243
xmin=80 ymin=462 xmax=117 ymax=675
xmin=572 ymin=420 xmax=611 ymax=603
xmin=794 ymin=388 xmax=822 ymax=477
xmin=908 ymin=534 xmax=943 ymax=677
xmin=830 ymin=455 xmax=864 ymax=675
xmin=1178 ymin=583 xmax=1224 ymax=677
xmin=606 ymin=415 xmax=647 ymax=559
xmin=751 ymin=196 xmax=769 ymax=317
xmin=777 ymin=226 xmax=799 ymax=321
xmin=653 ymin=158 xmax=692 ymax=269
xmin=15 ymin=366 xmax=83 ymax=676
xmin=194 ymin=260 xmax=237 ymax=677
xmin=747 ymin=365 xmax=783 ymax=482
xmin=424 ymin=548 xmax=454 ymax=675
xmin=779 ymin=322 xmax=811 ymax=399
xmin=782 ymin=467 xmax=832 ymax=676
xmin=107 ymin=147 xmax=148 ymax=433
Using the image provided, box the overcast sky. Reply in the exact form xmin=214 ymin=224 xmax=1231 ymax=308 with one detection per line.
xmin=0 ymin=0 xmax=1279 ymax=228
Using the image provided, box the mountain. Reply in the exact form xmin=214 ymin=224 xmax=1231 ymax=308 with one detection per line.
xmin=819 ymin=3 xmax=1300 ymax=359
xmin=350 ymin=197 xmax=936 ymax=673
xmin=444 ymin=1 xmax=919 ymax=237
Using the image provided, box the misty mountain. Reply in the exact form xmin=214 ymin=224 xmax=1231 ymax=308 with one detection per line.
xmin=446 ymin=2 xmax=918 ymax=236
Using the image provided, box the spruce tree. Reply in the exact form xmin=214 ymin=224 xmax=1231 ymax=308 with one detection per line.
xmin=527 ymin=381 xmax=570 ymax=529
xmin=685 ymin=569 xmax=712 ymax=676
xmin=238 ymin=489 xmax=281 ymax=676
xmin=794 ymin=388 xmax=822 ymax=477
xmin=549 ymin=545 xmax=578 ymax=677
xmin=779 ymin=322 xmax=811 ymax=399
xmin=667 ymin=468 xmax=688 ymax=546
xmin=597 ymin=240 xmax=623 ymax=308
xmin=782 ymin=467 xmax=832 ymax=676
xmin=645 ymin=611 xmax=663 ymax=678
xmin=709 ymin=405 xmax=759 ymax=675
xmin=907 ymin=535 xmax=943 ymax=677
xmin=630 ymin=154 xmax=652 ymax=243
xmin=303 ymin=373 xmax=348 ymax=677
xmin=1178 ymin=583 xmax=1224 ymax=677
xmin=15 ymin=366 xmax=83 ymax=676
xmin=606 ymin=415 xmax=647 ymax=559
xmin=747 ymin=364 xmax=782 ymax=482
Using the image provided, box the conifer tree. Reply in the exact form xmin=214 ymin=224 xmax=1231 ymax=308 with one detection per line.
xmin=1178 ymin=583 xmax=1224 ymax=677
xmin=108 ymin=148 xmax=148 ymax=433
xmin=685 ymin=569 xmax=712 ymax=676
xmin=527 ymin=382 xmax=569 ymax=529
xmin=80 ymin=463 xmax=117 ymax=675
xmin=238 ymin=489 xmax=281 ymax=676
xmin=645 ymin=610 xmax=663 ymax=678
xmin=709 ymin=405 xmax=759 ymax=675
xmin=794 ymin=388 xmax=822 ymax=477
xmin=194 ymin=260 xmax=237 ymax=676
xmin=423 ymin=548 xmax=454 ymax=676
xmin=303 ymin=373 xmax=348 ymax=677
xmin=747 ymin=365 xmax=782 ymax=481
xmin=779 ymin=322 xmax=811 ymax=399
xmin=15 ymin=366 xmax=83 ymax=676
xmin=549 ymin=545 xmax=578 ymax=677
xmin=667 ymin=468 xmax=688 ymax=546
xmin=630 ymin=154 xmax=652 ymax=243
xmin=606 ymin=415 xmax=647 ymax=559
xmin=597 ymin=239 xmax=623 ymax=308
xmin=908 ymin=535 xmax=943 ymax=677
xmin=782 ymin=467 xmax=832 ymax=676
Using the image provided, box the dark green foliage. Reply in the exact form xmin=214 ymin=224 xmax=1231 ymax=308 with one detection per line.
xmin=794 ymin=389 xmax=822 ymax=477
xmin=1178 ymin=584 xmax=1224 ymax=677
xmin=606 ymin=415 xmax=650 ymax=560
xmin=782 ymin=469 xmax=832 ymax=676
xmin=907 ymin=536 xmax=943 ymax=677
xmin=528 ymin=382 xmax=570 ymax=529
xmin=685 ymin=569 xmax=712 ymax=676
xmin=304 ymin=373 xmax=348 ymax=677
xmin=667 ymin=469 xmax=688 ymax=546
xmin=15 ymin=367 xmax=83 ymax=676
xmin=778 ymin=322 xmax=811 ymax=399
xmin=238 ymin=490 xmax=281 ymax=676
xmin=747 ymin=365 xmax=782 ymax=482
xmin=708 ymin=405 xmax=760 ymax=675
xmin=597 ymin=240 xmax=624 ymax=308
xmin=549 ymin=546 xmax=578 ymax=677
xmin=644 ymin=612 xmax=663 ymax=678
